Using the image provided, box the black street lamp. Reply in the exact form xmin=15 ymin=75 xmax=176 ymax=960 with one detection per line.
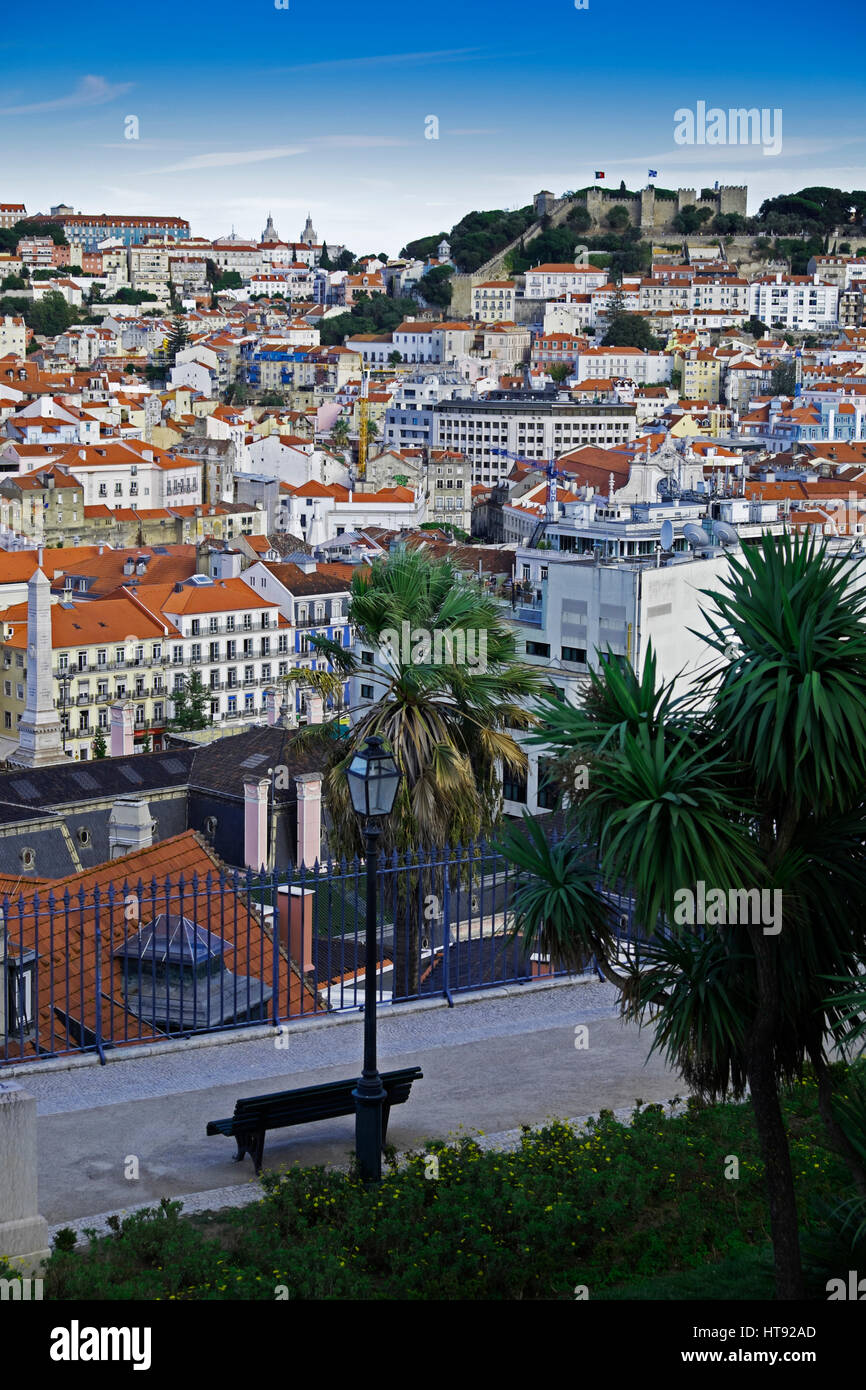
xmin=346 ymin=735 xmax=401 ymax=1184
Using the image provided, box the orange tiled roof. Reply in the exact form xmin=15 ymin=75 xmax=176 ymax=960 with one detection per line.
xmin=2 ymin=831 xmax=321 ymax=1060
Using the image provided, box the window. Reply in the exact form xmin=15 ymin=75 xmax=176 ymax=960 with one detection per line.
xmin=116 ymin=647 xmax=125 ymax=664
xmin=3 ymin=712 xmax=10 ymax=729
xmin=209 ymin=616 xmax=218 ymax=633
xmin=537 ymin=758 xmax=558 ymax=811
xmin=526 ymin=641 xmax=550 ymax=657
xmin=360 ymin=683 xmax=374 ymax=700
xmin=191 ymin=619 xmax=201 ymax=637
xmin=172 ymin=645 xmax=183 ymax=664
xmin=261 ymin=663 xmax=271 ymax=680
xmin=502 ymin=770 xmax=528 ymax=804
xmin=242 ymin=613 xmax=252 ymax=630
xmin=226 ymin=615 xmax=235 ymax=632
xmin=361 ymin=650 xmax=374 ymax=666
xmin=561 ymin=646 xmax=587 ymax=664
xmin=3 ymin=681 xmax=9 ymax=698
xmin=97 ymin=649 xmax=107 ymax=667
xmin=152 ymin=643 xmax=161 ymax=661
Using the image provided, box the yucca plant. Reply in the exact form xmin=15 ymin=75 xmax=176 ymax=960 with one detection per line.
xmin=502 ymin=533 xmax=866 ymax=1298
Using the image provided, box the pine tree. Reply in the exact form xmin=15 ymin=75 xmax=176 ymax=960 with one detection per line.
xmin=92 ymin=728 xmax=108 ymax=759
xmin=167 ymin=311 xmax=188 ymax=366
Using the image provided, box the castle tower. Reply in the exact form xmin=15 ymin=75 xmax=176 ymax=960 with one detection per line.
xmin=10 ymin=567 xmax=64 ymax=767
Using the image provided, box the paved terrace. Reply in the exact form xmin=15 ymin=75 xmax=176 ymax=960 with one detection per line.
xmin=8 ymin=977 xmax=685 ymax=1237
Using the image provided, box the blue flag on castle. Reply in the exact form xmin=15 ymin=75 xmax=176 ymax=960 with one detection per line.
xmin=648 ymin=169 xmax=658 ymax=178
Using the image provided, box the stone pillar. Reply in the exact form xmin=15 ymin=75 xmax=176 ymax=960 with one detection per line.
xmin=110 ymin=700 xmax=134 ymax=757
xmin=0 ymin=1081 xmax=50 ymax=1275
xmin=294 ymin=772 xmax=322 ymax=868
xmin=12 ymin=568 xmax=63 ymax=768
xmin=244 ymin=777 xmax=270 ymax=871
xmin=264 ymin=688 xmax=278 ymax=726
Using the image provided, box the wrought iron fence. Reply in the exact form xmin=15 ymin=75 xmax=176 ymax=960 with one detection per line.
xmin=0 ymin=838 xmax=640 ymax=1068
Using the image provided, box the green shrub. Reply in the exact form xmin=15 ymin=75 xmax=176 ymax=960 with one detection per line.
xmin=40 ymin=1074 xmax=853 ymax=1300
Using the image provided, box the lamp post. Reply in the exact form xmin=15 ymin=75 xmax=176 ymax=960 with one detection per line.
xmin=346 ymin=735 xmax=401 ymax=1184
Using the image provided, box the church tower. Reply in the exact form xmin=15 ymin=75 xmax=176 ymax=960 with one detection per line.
xmin=261 ymin=212 xmax=279 ymax=243
xmin=11 ymin=567 xmax=64 ymax=767
xmin=301 ymin=212 xmax=317 ymax=245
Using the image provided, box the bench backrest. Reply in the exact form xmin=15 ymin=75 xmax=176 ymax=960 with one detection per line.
xmin=232 ymin=1067 xmax=422 ymax=1123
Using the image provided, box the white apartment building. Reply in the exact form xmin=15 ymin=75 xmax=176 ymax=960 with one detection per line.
xmin=0 ymin=316 xmax=27 ymax=357
xmin=277 ymin=481 xmax=426 ymax=545
xmin=242 ymin=557 xmax=353 ymax=715
xmin=210 ymin=239 xmax=264 ymax=276
xmin=689 ymin=278 xmax=749 ymax=315
xmin=574 ymin=347 xmax=672 ymax=385
xmin=748 ymin=274 xmax=840 ymax=331
xmin=55 ymin=442 xmax=202 ymax=509
xmin=523 ymin=263 xmax=608 ymax=300
xmin=432 ymin=392 xmax=637 ymax=485
xmin=471 ymin=281 xmax=517 ymax=320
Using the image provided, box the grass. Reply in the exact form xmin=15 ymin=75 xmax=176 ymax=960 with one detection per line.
xmin=15 ymin=1068 xmax=859 ymax=1302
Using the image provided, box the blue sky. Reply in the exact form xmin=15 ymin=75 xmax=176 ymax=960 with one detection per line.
xmin=2 ymin=0 xmax=865 ymax=254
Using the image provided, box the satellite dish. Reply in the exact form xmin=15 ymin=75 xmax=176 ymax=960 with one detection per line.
xmin=683 ymin=523 xmax=712 ymax=548
xmin=713 ymin=520 xmax=740 ymax=548
xmin=659 ymin=519 xmax=674 ymax=551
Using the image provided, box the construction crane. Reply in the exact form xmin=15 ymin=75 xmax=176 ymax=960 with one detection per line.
xmin=490 ymin=447 xmax=575 ymax=523
xmin=357 ymin=369 xmax=369 ymax=478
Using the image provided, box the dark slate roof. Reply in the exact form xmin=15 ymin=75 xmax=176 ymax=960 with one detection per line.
xmin=0 ymin=748 xmax=196 ymax=819
xmin=186 ymin=725 xmax=336 ymax=803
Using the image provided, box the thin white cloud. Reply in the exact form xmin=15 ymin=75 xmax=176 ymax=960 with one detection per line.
xmin=0 ymin=74 xmax=132 ymax=117
xmin=145 ymin=146 xmax=307 ymax=175
xmin=273 ymin=48 xmax=481 ymax=74
xmin=311 ymin=134 xmax=411 ymax=149
xmin=446 ymin=128 xmax=501 ymax=137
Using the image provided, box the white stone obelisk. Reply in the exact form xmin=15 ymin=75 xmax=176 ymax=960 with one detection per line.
xmin=11 ymin=568 xmax=64 ymax=768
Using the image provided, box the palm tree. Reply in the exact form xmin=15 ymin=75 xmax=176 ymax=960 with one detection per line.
xmin=331 ymin=416 xmax=350 ymax=447
xmin=310 ymin=547 xmax=546 ymax=995
xmin=500 ymin=533 xmax=866 ymax=1298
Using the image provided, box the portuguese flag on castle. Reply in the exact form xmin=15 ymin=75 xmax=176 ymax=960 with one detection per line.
xmin=595 ymin=171 xmax=605 ymax=179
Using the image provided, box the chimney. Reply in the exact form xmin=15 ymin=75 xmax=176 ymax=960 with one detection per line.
xmin=108 ymin=797 xmax=155 ymax=858
xmin=244 ymin=776 xmax=270 ymax=870
xmin=110 ymin=700 xmax=134 ymax=757
xmin=294 ymin=772 xmax=322 ymax=868
xmin=305 ymin=693 xmax=324 ymax=725
xmin=123 ymin=557 xmax=135 ymax=575
xmin=264 ymin=688 xmax=278 ymax=726
xmin=276 ymin=885 xmax=315 ymax=989
xmin=98 ymin=544 xmax=104 ymax=556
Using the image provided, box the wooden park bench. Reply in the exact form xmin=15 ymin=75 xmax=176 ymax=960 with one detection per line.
xmin=206 ymin=1066 xmax=423 ymax=1173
